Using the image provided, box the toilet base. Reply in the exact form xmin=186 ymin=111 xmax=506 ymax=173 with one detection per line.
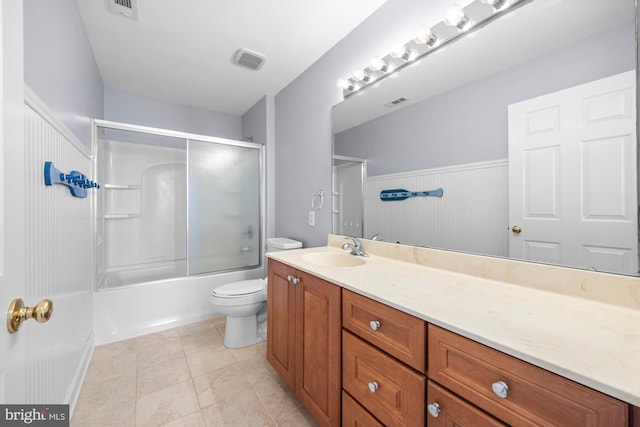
xmin=223 ymin=314 xmax=266 ymax=349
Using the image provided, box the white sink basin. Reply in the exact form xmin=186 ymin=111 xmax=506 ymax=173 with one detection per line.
xmin=301 ymin=252 xmax=367 ymax=267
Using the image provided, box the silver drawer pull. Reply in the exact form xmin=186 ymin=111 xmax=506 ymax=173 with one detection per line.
xmin=287 ymin=275 xmax=293 ymax=282
xmin=369 ymin=320 xmax=381 ymax=331
xmin=367 ymin=381 xmax=379 ymax=393
xmin=427 ymin=402 xmax=441 ymax=418
xmin=292 ymin=277 xmax=300 ymax=285
xmin=492 ymin=381 xmax=509 ymax=398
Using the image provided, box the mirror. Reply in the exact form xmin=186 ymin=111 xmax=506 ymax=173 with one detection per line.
xmin=332 ymin=0 xmax=638 ymax=276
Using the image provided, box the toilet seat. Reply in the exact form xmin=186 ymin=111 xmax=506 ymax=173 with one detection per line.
xmin=211 ymin=279 xmax=266 ymax=298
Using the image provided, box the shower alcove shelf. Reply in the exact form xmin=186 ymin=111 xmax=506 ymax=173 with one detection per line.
xmin=102 ymin=183 xmax=141 ymax=219
xmin=94 ymin=120 xmax=264 ymax=290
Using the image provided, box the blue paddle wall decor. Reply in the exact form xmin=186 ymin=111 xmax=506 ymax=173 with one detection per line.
xmin=380 ymin=188 xmax=443 ymax=201
xmin=44 ymin=161 xmax=100 ymax=198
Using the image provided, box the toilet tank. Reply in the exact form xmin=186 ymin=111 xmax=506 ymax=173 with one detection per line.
xmin=266 ymin=237 xmax=302 ymax=252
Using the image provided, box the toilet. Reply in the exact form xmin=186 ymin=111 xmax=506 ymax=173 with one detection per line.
xmin=210 ymin=237 xmax=302 ymax=348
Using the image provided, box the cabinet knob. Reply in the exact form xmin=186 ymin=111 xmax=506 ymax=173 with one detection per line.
xmin=292 ymin=277 xmax=300 ymax=285
xmin=427 ymin=402 xmax=441 ymax=418
xmin=367 ymin=381 xmax=379 ymax=393
xmin=492 ymin=380 xmax=509 ymax=398
xmin=369 ymin=320 xmax=381 ymax=331
xmin=287 ymin=275 xmax=293 ymax=282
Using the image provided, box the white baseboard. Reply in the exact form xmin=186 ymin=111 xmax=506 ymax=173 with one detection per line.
xmin=66 ymin=332 xmax=95 ymax=418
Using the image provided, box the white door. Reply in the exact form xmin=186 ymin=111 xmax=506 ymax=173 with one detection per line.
xmin=0 ymin=0 xmax=27 ymax=403
xmin=508 ymin=70 xmax=637 ymax=275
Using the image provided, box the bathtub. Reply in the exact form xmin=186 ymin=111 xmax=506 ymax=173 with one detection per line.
xmin=93 ymin=265 xmax=265 ymax=345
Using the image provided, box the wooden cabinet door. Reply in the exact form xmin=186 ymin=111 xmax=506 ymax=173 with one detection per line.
xmin=295 ymin=269 xmax=342 ymax=427
xmin=342 ymin=391 xmax=384 ymax=427
xmin=343 ymin=331 xmax=426 ymax=427
xmin=266 ymin=259 xmax=296 ymax=390
xmin=427 ymin=380 xmax=506 ymax=426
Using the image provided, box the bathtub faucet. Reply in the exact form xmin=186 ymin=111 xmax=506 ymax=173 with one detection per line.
xmin=341 ymin=237 xmax=368 ymax=257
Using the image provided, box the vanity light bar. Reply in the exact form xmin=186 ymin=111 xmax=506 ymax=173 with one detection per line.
xmin=340 ymin=0 xmax=532 ymax=98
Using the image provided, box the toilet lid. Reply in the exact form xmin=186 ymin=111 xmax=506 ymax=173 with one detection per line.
xmin=212 ymin=279 xmax=265 ymax=297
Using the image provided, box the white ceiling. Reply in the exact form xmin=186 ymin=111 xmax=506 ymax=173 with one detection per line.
xmin=76 ymin=0 xmax=388 ymax=116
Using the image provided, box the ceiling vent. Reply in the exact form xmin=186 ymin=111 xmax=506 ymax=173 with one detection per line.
xmin=233 ymin=49 xmax=266 ymax=71
xmin=106 ymin=0 xmax=138 ymax=20
xmin=384 ymin=97 xmax=409 ymax=108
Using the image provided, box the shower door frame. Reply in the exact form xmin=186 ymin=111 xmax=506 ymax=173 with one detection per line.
xmin=92 ymin=119 xmax=266 ymax=290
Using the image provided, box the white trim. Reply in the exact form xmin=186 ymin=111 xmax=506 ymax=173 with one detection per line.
xmin=94 ymin=118 xmax=263 ymax=150
xmin=23 ymin=86 xmax=92 ymax=159
xmin=367 ymin=158 xmax=509 ymax=181
xmin=66 ymin=332 xmax=94 ymax=417
xmin=332 ymin=154 xmax=366 ymax=163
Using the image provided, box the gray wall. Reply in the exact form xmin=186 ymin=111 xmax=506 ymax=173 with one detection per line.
xmin=335 ymin=22 xmax=636 ymax=176
xmin=23 ymin=0 xmax=104 ymax=147
xmin=274 ymin=0 xmax=453 ymax=247
xmin=104 ymin=87 xmax=242 ymax=140
xmin=242 ymin=95 xmax=276 ymax=243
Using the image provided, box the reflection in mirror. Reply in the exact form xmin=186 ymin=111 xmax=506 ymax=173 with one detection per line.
xmin=331 ymin=0 xmax=638 ymax=276
xmin=332 ymin=156 xmax=365 ymax=238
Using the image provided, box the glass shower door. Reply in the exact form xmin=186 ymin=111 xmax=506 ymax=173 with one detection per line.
xmin=188 ymin=139 xmax=261 ymax=275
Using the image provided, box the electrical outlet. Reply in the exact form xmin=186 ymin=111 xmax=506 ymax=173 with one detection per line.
xmin=308 ymin=210 xmax=315 ymax=227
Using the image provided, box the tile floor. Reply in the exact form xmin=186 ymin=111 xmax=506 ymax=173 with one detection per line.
xmin=72 ymin=317 xmax=319 ymax=427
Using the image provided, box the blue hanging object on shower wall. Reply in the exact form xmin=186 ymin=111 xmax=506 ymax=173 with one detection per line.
xmin=380 ymin=188 xmax=443 ymax=201
xmin=44 ymin=161 xmax=100 ymax=198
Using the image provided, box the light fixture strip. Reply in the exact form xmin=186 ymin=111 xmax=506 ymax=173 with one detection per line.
xmin=342 ymin=0 xmax=532 ymax=98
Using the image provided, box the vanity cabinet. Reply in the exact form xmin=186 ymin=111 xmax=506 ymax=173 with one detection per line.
xmin=343 ymin=289 xmax=426 ymax=371
xmin=267 ymin=259 xmax=636 ymax=426
xmin=427 ymin=380 xmax=507 ymax=426
xmin=343 ymin=330 xmax=426 ymax=426
xmin=428 ymin=324 xmax=629 ymax=426
xmin=266 ymin=259 xmax=341 ymax=427
xmin=342 ymin=289 xmax=426 ymax=426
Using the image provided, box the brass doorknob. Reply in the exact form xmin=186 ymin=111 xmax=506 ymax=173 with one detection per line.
xmin=6 ymin=298 xmax=53 ymax=333
xmin=511 ymin=226 xmax=522 ymax=234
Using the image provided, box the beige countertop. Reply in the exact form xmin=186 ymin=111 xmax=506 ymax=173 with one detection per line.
xmin=266 ymin=235 xmax=640 ymax=407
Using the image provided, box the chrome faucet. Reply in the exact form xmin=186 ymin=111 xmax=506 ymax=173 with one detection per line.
xmin=341 ymin=237 xmax=368 ymax=257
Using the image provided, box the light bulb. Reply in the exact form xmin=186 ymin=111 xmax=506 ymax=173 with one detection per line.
xmin=444 ymin=4 xmax=469 ymax=30
xmin=485 ymin=0 xmax=505 ymax=9
xmin=414 ymin=26 xmax=437 ymax=46
xmin=338 ymin=78 xmax=355 ymax=91
xmin=369 ymin=57 xmax=387 ymax=72
xmin=391 ymin=44 xmax=410 ymax=60
xmin=352 ymin=69 xmax=366 ymax=82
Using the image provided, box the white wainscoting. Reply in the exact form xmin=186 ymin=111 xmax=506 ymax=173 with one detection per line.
xmin=364 ymin=160 xmax=509 ymax=257
xmin=23 ymin=88 xmax=94 ymax=413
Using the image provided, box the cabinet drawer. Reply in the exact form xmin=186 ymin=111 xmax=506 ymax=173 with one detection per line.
xmin=343 ymin=330 xmax=425 ymax=427
xmin=428 ymin=325 xmax=628 ymax=426
xmin=427 ymin=380 xmax=506 ymax=426
xmin=342 ymin=391 xmax=384 ymax=427
xmin=343 ymin=289 xmax=426 ymax=372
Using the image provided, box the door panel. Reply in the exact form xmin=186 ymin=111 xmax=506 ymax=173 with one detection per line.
xmin=509 ymin=70 xmax=637 ymax=275
xmin=0 ymin=0 xmax=26 ymax=404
